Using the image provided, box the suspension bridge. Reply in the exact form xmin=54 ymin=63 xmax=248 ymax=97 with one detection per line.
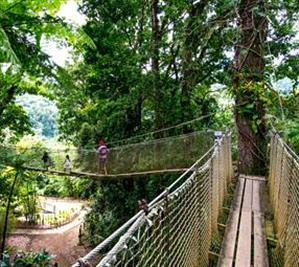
xmin=1 ymin=131 xmax=214 ymax=180
xmin=1 ymin=130 xmax=298 ymax=266
xmin=67 ymin=131 xmax=298 ymax=267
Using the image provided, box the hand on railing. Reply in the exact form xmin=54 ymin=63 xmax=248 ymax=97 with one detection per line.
xmin=77 ymin=258 xmax=92 ymax=267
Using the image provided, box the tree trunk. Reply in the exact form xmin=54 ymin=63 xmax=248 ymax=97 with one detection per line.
xmin=181 ymin=35 xmax=194 ymax=133
xmin=180 ymin=1 xmax=209 ymax=133
xmin=1 ymin=171 xmax=19 ymax=256
xmin=234 ymin=0 xmax=268 ymax=175
xmin=125 ymin=97 xmax=142 ymax=137
xmin=150 ymin=0 xmax=163 ymax=131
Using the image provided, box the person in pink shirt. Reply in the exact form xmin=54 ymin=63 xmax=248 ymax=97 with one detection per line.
xmin=97 ymin=138 xmax=108 ymax=175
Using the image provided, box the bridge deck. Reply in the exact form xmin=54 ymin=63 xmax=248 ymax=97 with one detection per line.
xmin=24 ymin=166 xmax=188 ymax=180
xmin=218 ymin=175 xmax=269 ymax=267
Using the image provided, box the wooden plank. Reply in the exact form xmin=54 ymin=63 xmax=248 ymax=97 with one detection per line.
xmin=252 ymin=180 xmax=262 ymax=212
xmin=236 ymin=211 xmax=252 ymax=267
xmin=253 ymin=180 xmax=269 ymax=267
xmin=253 ymin=214 xmax=269 ymax=267
xmin=220 ymin=177 xmax=269 ymax=267
xmin=235 ymin=179 xmax=253 ymax=267
xmin=241 ymin=175 xmax=266 ymax=182
xmin=242 ymin=179 xmax=253 ymax=211
xmin=218 ymin=178 xmax=245 ymax=267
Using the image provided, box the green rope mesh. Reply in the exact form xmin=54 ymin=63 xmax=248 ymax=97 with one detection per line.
xmin=1 ymin=131 xmax=214 ymax=175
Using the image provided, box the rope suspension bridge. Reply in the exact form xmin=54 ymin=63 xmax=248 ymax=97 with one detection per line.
xmin=1 ymin=129 xmax=298 ymax=266
xmin=68 ymin=131 xmax=297 ymax=267
xmin=1 ymin=131 xmax=215 ymax=180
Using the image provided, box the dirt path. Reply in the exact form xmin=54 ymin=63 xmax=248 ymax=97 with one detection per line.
xmin=8 ymin=197 xmax=90 ymax=267
xmin=8 ymin=223 xmax=89 ymax=266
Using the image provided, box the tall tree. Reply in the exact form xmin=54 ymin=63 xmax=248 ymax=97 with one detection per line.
xmin=180 ymin=1 xmax=212 ymax=132
xmin=57 ymin=0 xmax=234 ymax=144
xmin=233 ymin=0 xmax=299 ymax=174
xmin=72 ymin=0 xmax=152 ymax=141
xmin=233 ymin=0 xmax=268 ymax=174
xmin=150 ymin=0 xmax=164 ymax=130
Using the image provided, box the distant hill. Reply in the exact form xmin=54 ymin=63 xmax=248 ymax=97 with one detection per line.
xmin=16 ymin=94 xmax=58 ymax=138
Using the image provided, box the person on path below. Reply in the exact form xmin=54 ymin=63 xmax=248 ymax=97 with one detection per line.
xmin=97 ymin=138 xmax=108 ymax=175
xmin=63 ymin=154 xmax=72 ymax=172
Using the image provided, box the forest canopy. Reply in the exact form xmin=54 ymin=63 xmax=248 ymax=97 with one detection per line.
xmin=0 ymin=0 xmax=298 ymax=150
xmin=0 ymin=0 xmax=299 ymax=262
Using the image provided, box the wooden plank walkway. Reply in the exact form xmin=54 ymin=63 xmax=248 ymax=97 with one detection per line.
xmin=23 ymin=166 xmax=188 ymax=180
xmin=218 ymin=175 xmax=269 ymax=267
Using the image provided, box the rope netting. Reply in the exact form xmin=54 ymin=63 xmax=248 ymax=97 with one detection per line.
xmin=268 ymin=133 xmax=299 ymax=267
xmin=73 ymin=132 xmax=233 ymax=267
xmin=1 ymin=131 xmax=214 ymax=175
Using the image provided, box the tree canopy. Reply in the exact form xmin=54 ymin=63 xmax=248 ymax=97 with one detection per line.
xmin=0 ymin=0 xmax=298 ymax=263
xmin=0 ymin=0 xmax=75 ymax=139
xmin=1 ymin=0 xmax=298 ymax=148
xmin=54 ymin=0 xmax=299 ymax=152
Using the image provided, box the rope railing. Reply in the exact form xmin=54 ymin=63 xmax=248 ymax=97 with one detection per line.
xmin=74 ymin=132 xmax=233 ymax=267
xmin=268 ymin=133 xmax=299 ymax=266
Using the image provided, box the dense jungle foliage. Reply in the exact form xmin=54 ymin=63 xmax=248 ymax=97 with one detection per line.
xmin=0 ymin=0 xmax=298 ymax=262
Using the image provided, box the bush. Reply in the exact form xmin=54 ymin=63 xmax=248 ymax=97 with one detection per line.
xmin=0 ymin=249 xmax=54 ymax=267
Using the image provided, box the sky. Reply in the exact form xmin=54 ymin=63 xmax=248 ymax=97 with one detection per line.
xmin=58 ymin=0 xmax=86 ymax=26
xmin=42 ymin=0 xmax=86 ymax=66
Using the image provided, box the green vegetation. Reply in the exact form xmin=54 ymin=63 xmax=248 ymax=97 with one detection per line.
xmin=0 ymin=0 xmax=69 ymax=140
xmin=0 ymin=0 xmax=298 ymax=264
xmin=16 ymin=94 xmax=58 ymax=138
xmin=85 ymin=175 xmax=178 ymax=246
xmin=1 ymin=250 xmax=54 ymax=266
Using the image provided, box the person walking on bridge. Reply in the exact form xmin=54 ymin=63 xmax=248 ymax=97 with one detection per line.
xmin=42 ymin=151 xmax=51 ymax=170
xmin=63 ymin=154 xmax=72 ymax=172
xmin=97 ymin=138 xmax=108 ymax=175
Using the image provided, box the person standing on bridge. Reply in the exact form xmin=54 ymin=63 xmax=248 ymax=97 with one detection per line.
xmin=42 ymin=151 xmax=51 ymax=170
xmin=97 ymin=138 xmax=108 ymax=175
xmin=63 ymin=154 xmax=72 ymax=172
